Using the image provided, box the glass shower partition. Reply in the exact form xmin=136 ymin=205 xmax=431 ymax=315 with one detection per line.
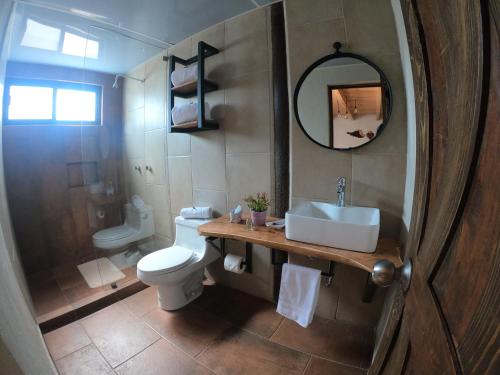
xmin=2 ymin=1 xmax=165 ymax=322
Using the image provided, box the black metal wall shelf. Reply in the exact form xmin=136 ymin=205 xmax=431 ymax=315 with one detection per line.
xmin=166 ymin=41 xmax=220 ymax=133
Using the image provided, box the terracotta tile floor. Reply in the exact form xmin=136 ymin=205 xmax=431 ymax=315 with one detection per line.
xmin=44 ymin=285 xmax=373 ymax=375
xmin=28 ymin=264 xmax=139 ymax=324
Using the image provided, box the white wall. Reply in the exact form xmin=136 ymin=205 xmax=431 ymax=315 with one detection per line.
xmin=391 ymin=0 xmax=416 ymax=237
xmin=0 ymin=1 xmax=57 ymax=374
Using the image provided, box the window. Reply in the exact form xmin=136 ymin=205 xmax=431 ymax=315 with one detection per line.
xmin=3 ymin=78 xmax=102 ymax=125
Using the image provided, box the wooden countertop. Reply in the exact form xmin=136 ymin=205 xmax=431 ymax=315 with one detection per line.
xmin=198 ymin=214 xmax=402 ymax=272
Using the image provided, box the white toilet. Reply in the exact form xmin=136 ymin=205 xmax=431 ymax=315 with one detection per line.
xmin=137 ymin=216 xmax=220 ymax=310
xmin=92 ymin=203 xmax=154 ymax=251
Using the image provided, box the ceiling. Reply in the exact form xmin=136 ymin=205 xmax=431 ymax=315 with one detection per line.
xmin=7 ymin=0 xmax=276 ymax=74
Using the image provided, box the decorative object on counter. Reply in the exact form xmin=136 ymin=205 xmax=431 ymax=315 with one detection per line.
xmin=180 ymin=206 xmax=213 ymax=219
xmin=229 ymin=205 xmax=242 ymax=223
xmin=244 ymin=192 xmax=270 ymax=226
xmin=265 ymin=219 xmax=285 ymax=229
xmin=106 ymin=180 xmax=115 ymax=196
xmin=245 ymin=218 xmax=254 ymax=231
xmin=277 ymin=263 xmax=321 ymax=328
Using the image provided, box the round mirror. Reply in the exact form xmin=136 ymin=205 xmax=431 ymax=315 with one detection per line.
xmin=294 ymin=45 xmax=392 ymax=150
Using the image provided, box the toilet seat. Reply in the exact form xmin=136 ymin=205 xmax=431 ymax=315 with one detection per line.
xmin=137 ymin=246 xmax=194 ymax=275
xmin=93 ymin=225 xmax=136 ymax=241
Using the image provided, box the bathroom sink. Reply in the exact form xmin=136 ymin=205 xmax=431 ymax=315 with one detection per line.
xmin=285 ymin=201 xmax=380 ymax=253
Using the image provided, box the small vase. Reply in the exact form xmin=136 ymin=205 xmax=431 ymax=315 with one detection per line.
xmin=251 ymin=210 xmax=267 ymax=226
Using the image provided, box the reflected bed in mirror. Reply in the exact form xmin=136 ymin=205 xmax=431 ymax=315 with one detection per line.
xmin=294 ymin=43 xmax=392 ymax=150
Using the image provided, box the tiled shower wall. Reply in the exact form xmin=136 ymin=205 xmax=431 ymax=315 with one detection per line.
xmin=122 ymin=7 xmax=275 ymax=301
xmin=284 ymin=0 xmax=407 ymax=324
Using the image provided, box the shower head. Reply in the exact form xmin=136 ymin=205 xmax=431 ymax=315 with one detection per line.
xmin=112 ymin=74 xmax=145 ymax=89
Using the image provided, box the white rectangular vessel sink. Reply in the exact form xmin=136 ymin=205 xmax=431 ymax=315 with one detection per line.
xmin=285 ymin=201 xmax=380 ymax=253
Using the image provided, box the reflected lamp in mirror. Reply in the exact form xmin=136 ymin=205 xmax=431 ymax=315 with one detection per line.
xmin=294 ymin=42 xmax=392 ymax=150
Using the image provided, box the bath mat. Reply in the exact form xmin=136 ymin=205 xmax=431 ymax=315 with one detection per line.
xmin=77 ymin=257 xmax=126 ymax=288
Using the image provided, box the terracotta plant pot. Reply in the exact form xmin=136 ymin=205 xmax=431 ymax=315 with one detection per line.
xmin=250 ymin=210 xmax=267 ymax=226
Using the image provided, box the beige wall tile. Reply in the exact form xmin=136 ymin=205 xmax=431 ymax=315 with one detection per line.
xmin=167 ymin=38 xmax=193 ymax=60
xmin=145 ymin=184 xmax=172 ymax=238
xmin=285 ymin=0 xmax=343 ymax=28
xmin=224 ymin=7 xmax=268 ymax=80
xmin=145 ymin=57 xmax=166 ymax=132
xmin=224 ymin=71 xmax=271 ymax=154
xmin=167 ymin=156 xmax=193 ymax=215
xmin=287 ymin=18 xmax=347 ymax=87
xmin=145 ymin=129 xmax=167 ymax=185
xmin=191 ymin=131 xmax=226 ymax=191
xmin=123 ymin=108 xmax=145 ymax=159
xmin=193 ymin=189 xmax=228 ymax=217
xmin=123 ymin=65 xmax=145 ymax=111
xmin=191 ymin=22 xmax=225 ymax=82
xmin=124 ymin=158 xmax=146 ymax=199
xmin=291 ymin=121 xmax=352 ymax=202
xmin=167 ymin=133 xmax=191 ymax=156
xmin=351 ymin=154 xmax=406 ymax=237
xmin=226 ymin=153 xmax=271 ymax=210
xmin=343 ymin=0 xmax=400 ymax=54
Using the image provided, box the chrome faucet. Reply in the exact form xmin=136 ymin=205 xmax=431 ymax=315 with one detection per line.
xmin=337 ymin=177 xmax=346 ymax=207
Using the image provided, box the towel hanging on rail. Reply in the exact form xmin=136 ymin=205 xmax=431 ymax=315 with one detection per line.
xmin=277 ymin=263 xmax=321 ymax=328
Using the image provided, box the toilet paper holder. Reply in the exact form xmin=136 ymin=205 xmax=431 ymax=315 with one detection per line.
xmin=206 ymin=237 xmax=252 ymax=274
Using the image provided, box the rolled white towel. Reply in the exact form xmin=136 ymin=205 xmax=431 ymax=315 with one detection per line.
xmin=171 ymin=65 xmax=197 ymax=87
xmin=171 ymin=102 xmax=209 ymax=125
xmin=180 ymin=206 xmax=213 ymax=219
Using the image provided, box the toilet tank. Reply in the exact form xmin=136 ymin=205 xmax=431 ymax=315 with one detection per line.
xmin=173 ymin=216 xmax=209 ymax=252
xmin=125 ymin=203 xmax=154 ymax=236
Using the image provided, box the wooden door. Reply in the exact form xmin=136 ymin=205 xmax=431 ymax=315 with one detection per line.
xmin=370 ymin=1 xmax=499 ymax=374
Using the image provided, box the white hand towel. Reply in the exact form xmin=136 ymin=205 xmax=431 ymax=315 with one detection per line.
xmin=171 ymin=65 xmax=197 ymax=87
xmin=277 ymin=263 xmax=321 ymax=328
xmin=171 ymin=102 xmax=209 ymax=125
xmin=180 ymin=206 xmax=213 ymax=219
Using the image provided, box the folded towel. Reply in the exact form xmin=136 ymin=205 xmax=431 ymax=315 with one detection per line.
xmin=171 ymin=102 xmax=209 ymax=125
xmin=180 ymin=206 xmax=213 ymax=219
xmin=171 ymin=65 xmax=197 ymax=87
xmin=277 ymin=263 xmax=321 ymax=328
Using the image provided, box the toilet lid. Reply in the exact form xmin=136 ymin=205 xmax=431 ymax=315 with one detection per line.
xmin=93 ymin=225 xmax=136 ymax=241
xmin=137 ymin=246 xmax=194 ymax=274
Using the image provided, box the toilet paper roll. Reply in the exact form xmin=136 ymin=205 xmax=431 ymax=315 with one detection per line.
xmin=224 ymin=254 xmax=246 ymax=274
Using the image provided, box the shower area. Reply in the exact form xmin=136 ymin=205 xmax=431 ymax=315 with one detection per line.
xmin=1 ymin=2 xmax=164 ymax=326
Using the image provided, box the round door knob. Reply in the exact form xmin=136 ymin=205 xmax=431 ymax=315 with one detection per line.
xmin=371 ymin=258 xmax=412 ymax=292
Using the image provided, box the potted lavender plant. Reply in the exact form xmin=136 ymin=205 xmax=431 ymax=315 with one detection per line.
xmin=244 ymin=192 xmax=270 ymax=226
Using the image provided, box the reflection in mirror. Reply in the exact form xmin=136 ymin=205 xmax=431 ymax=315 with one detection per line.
xmin=296 ymin=56 xmax=391 ymax=150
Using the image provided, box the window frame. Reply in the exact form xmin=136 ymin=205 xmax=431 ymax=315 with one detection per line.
xmin=2 ymin=77 xmax=102 ymax=126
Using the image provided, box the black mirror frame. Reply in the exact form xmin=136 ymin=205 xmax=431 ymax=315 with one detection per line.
xmin=293 ymin=42 xmax=393 ymax=151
